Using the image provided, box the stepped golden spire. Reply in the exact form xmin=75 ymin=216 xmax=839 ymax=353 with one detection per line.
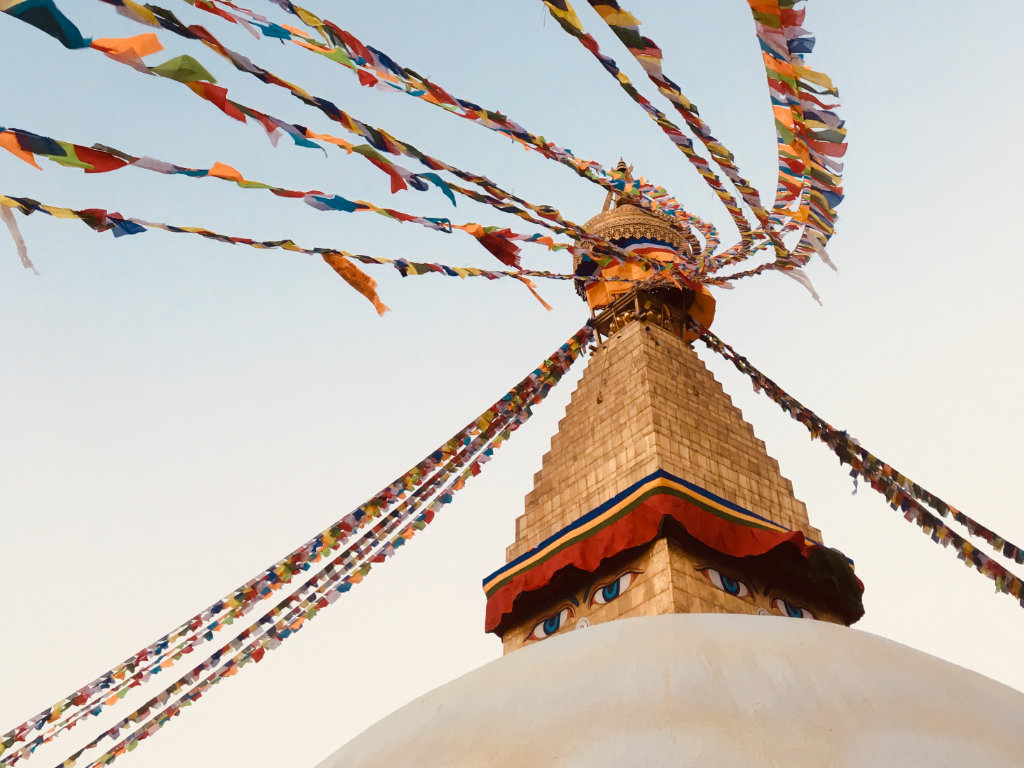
xmin=483 ymin=180 xmax=862 ymax=653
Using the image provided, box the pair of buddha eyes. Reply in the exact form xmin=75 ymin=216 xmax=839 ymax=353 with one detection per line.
xmin=697 ymin=567 xmax=815 ymax=619
xmin=528 ymin=571 xmax=639 ymax=641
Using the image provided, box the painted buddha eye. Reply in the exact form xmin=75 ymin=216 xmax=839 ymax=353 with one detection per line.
xmin=529 ymin=607 xmax=572 ymax=640
xmin=591 ymin=571 xmax=639 ymax=606
xmin=772 ymin=598 xmax=814 ymax=619
xmin=697 ymin=567 xmax=750 ymax=598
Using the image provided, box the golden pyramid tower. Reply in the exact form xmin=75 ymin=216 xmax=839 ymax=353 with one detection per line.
xmin=483 ymin=166 xmax=863 ymax=653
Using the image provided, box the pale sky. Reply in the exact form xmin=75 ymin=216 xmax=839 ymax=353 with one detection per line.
xmin=2 ymin=2 xmax=1023 ymax=767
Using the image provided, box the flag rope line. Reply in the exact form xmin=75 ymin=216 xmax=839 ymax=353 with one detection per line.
xmin=583 ymin=0 xmax=789 ymax=271
xmin=81 ymin=0 xmax=705 ymax=276
xmin=540 ymin=0 xmax=756 ymax=264
xmin=0 ymin=193 xmax=743 ymax=314
xmin=0 ymin=325 xmax=592 ymax=760
xmin=694 ymin=322 xmax=1024 ymax=607
xmin=65 ymin=324 xmax=591 ymax=768
xmin=188 ymin=0 xmax=724 ymax=257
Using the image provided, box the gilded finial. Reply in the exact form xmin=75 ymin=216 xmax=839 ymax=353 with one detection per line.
xmin=602 ymin=158 xmax=635 ymax=212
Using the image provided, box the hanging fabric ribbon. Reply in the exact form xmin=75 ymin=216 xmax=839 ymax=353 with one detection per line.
xmin=742 ymin=0 xmax=845 ymax=272
xmin=693 ymin=321 xmax=1024 ymax=608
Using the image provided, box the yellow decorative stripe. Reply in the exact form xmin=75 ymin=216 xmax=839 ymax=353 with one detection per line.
xmin=483 ymin=471 xmax=791 ymax=595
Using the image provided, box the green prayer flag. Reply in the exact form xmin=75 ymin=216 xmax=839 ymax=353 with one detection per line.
xmin=150 ymin=55 xmax=217 ymax=84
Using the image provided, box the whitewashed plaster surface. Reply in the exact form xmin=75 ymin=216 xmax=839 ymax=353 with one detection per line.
xmin=315 ymin=614 xmax=1024 ymax=767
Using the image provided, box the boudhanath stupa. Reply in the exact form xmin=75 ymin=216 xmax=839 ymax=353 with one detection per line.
xmin=3 ymin=3 xmax=1024 ymax=768
xmin=316 ymin=173 xmax=1024 ymax=768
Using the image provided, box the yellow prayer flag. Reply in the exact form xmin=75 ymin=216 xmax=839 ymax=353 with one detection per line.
xmin=596 ymin=8 xmax=642 ymax=28
xmin=793 ymin=62 xmax=836 ymax=92
xmin=121 ymin=0 xmax=161 ymax=26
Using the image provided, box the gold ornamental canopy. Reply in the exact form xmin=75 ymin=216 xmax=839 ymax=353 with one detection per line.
xmin=573 ymin=162 xmax=715 ymax=337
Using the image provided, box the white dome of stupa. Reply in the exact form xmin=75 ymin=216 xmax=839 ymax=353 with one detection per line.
xmin=315 ymin=614 xmax=1024 ymax=768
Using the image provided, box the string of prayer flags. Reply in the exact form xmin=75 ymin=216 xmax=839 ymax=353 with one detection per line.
xmin=540 ymin=0 xmax=757 ymax=261
xmin=0 ymin=125 xmax=680 ymax=287
xmin=4 ymin=325 xmax=593 ymax=768
xmin=0 ymin=125 xmax=594 ymax=271
xmin=186 ymin=0 xmax=715 ymax=255
xmin=0 ymin=324 xmax=593 ymax=762
xmin=539 ymin=0 xmax=844 ymax=281
xmin=141 ymin=0 xmax=702 ymax=278
xmin=584 ymin=0 xmax=789 ymax=271
xmin=701 ymin=220 xmax=805 ymax=285
xmin=743 ymin=0 xmax=846 ymax=270
xmin=5 ymin=0 xmax=836 ymax=285
xmin=0 ymin=193 xmax=669 ymax=316
xmin=439 ymin=176 xmax=690 ymax=280
xmin=694 ymin=322 xmax=1024 ymax=607
xmin=9 ymin=2 xmax=692 ymax=281
xmin=70 ymin=370 xmax=561 ymax=768
xmin=544 ymin=0 xmax=845 ymax=281
xmin=4 ymin=2 xmax=449 ymax=199
xmin=17 ymin=389 xmax=526 ymax=766
xmin=8 ymin=0 xmax=483 ymax=216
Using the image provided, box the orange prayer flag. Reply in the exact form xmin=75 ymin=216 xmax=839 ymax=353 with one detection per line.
xmin=747 ymin=0 xmax=780 ymax=15
xmin=305 ymin=130 xmax=353 ymax=153
xmin=292 ymin=38 xmax=327 ymax=54
xmin=456 ymin=222 xmax=485 ymax=238
xmin=207 ymin=162 xmax=244 ymax=182
xmin=321 ymin=252 xmax=389 ymax=315
xmin=0 ymin=132 xmax=42 ymax=169
xmin=512 ymin=274 xmax=553 ymax=311
xmin=91 ymin=33 xmax=163 ymax=59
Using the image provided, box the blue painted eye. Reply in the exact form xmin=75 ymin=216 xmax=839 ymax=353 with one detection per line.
xmin=772 ymin=598 xmax=814 ymax=619
xmin=530 ymin=607 xmax=572 ymax=640
xmin=591 ymin=572 xmax=638 ymax=606
xmin=698 ymin=567 xmax=750 ymax=598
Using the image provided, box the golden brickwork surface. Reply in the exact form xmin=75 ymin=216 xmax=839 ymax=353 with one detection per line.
xmin=507 ymin=321 xmax=820 ymax=562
